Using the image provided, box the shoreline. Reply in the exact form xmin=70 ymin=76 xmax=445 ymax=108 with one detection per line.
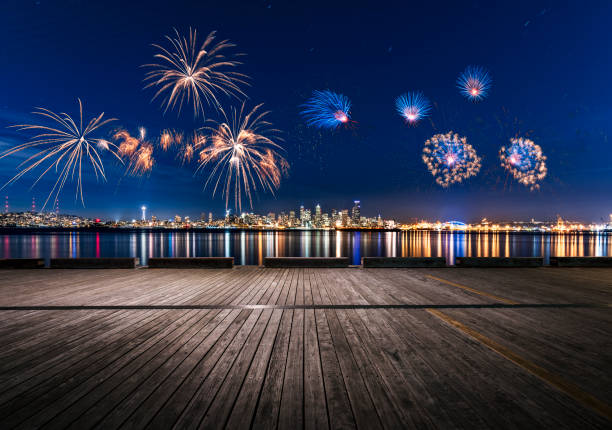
xmin=0 ymin=227 xmax=611 ymax=234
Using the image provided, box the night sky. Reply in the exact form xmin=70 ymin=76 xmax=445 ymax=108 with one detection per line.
xmin=0 ymin=0 xmax=610 ymax=222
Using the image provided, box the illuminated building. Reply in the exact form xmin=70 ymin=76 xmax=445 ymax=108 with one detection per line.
xmin=351 ymin=200 xmax=360 ymax=226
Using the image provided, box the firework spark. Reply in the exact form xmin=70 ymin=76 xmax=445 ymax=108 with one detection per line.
xmin=114 ymin=128 xmax=154 ymax=175
xmin=500 ymin=137 xmax=547 ymax=190
xmin=128 ymin=144 xmax=155 ymax=176
xmin=300 ymin=90 xmax=351 ymax=129
xmin=143 ymin=28 xmax=247 ymax=117
xmin=197 ymin=103 xmax=288 ymax=211
xmin=0 ymin=99 xmax=119 ymax=208
xmin=457 ymin=66 xmax=492 ymax=101
xmin=159 ymin=130 xmax=174 ymax=151
xmin=422 ymin=131 xmax=481 ymax=187
xmin=395 ymin=92 xmax=431 ymax=125
xmin=157 ymin=129 xmax=184 ymax=151
xmin=114 ymin=130 xmax=141 ymax=157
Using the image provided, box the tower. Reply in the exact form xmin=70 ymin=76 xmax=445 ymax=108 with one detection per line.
xmin=141 ymin=205 xmax=147 ymax=221
xmin=31 ymin=197 xmax=36 ymax=213
xmin=315 ymin=204 xmax=322 ymax=227
xmin=4 ymin=196 xmax=7 ymax=214
xmin=351 ymin=200 xmax=361 ymax=226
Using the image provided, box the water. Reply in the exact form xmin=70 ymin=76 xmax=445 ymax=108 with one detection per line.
xmin=1 ymin=230 xmax=611 ymax=266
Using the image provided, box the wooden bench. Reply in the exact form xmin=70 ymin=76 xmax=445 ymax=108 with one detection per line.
xmin=49 ymin=258 xmax=139 ymax=269
xmin=362 ymin=257 xmax=447 ymax=268
xmin=264 ymin=257 xmax=350 ymax=268
xmin=0 ymin=258 xmax=45 ymax=269
xmin=455 ymin=257 xmax=543 ymax=267
xmin=549 ymin=257 xmax=612 ymax=267
xmin=147 ymin=257 xmax=234 ymax=268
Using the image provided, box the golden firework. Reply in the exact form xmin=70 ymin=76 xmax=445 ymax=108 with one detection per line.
xmin=143 ymin=28 xmax=248 ymax=117
xmin=0 ymin=99 xmax=120 ymax=208
xmin=197 ymin=104 xmax=289 ymax=211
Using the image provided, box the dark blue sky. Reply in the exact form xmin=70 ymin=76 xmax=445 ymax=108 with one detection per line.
xmin=0 ymin=0 xmax=610 ymax=222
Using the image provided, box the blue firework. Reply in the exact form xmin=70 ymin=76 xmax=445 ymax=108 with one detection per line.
xmin=300 ymin=90 xmax=351 ymax=129
xmin=457 ymin=66 xmax=492 ymax=101
xmin=395 ymin=92 xmax=431 ymax=125
xmin=499 ymin=137 xmax=547 ymax=190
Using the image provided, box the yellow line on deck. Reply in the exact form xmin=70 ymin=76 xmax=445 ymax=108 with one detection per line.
xmin=426 ymin=274 xmax=519 ymax=305
xmin=426 ymin=308 xmax=612 ymax=422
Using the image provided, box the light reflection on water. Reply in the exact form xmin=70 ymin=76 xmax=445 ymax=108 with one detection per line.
xmin=0 ymin=230 xmax=610 ymax=266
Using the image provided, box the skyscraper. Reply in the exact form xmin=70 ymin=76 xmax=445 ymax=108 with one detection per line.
xmin=341 ymin=209 xmax=349 ymax=227
xmin=351 ymin=200 xmax=361 ymax=226
xmin=315 ymin=204 xmax=322 ymax=226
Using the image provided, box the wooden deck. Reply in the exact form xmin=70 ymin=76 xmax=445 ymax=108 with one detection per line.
xmin=0 ymin=267 xmax=611 ymax=429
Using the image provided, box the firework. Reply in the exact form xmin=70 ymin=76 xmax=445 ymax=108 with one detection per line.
xmin=0 ymin=99 xmax=119 ymax=208
xmin=300 ymin=90 xmax=351 ymax=129
xmin=158 ymin=129 xmax=184 ymax=151
xmin=159 ymin=130 xmax=174 ymax=151
xmin=143 ymin=28 xmax=247 ymax=117
xmin=422 ymin=131 xmax=481 ymax=187
xmin=114 ymin=128 xmax=154 ymax=175
xmin=197 ymin=103 xmax=288 ymax=211
xmin=395 ymin=92 xmax=431 ymax=125
xmin=499 ymin=137 xmax=547 ymax=190
xmin=457 ymin=66 xmax=492 ymax=101
xmin=114 ymin=130 xmax=140 ymax=157
xmin=127 ymin=144 xmax=154 ymax=176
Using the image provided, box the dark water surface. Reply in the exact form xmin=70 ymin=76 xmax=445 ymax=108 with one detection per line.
xmin=1 ymin=230 xmax=611 ymax=266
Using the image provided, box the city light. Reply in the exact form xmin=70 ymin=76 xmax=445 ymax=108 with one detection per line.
xmin=0 ymin=203 xmax=610 ymax=232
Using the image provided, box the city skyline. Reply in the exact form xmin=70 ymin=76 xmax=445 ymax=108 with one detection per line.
xmin=3 ymin=199 xmax=612 ymax=229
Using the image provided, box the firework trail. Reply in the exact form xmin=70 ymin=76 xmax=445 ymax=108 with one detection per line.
xmin=157 ymin=129 xmax=184 ymax=151
xmin=197 ymin=103 xmax=289 ymax=211
xmin=0 ymin=99 xmax=120 ymax=208
xmin=395 ymin=92 xmax=431 ymax=125
xmin=114 ymin=128 xmax=154 ymax=175
xmin=114 ymin=130 xmax=140 ymax=157
xmin=457 ymin=66 xmax=492 ymax=101
xmin=422 ymin=131 xmax=481 ymax=187
xmin=178 ymin=133 xmax=205 ymax=165
xmin=499 ymin=137 xmax=547 ymax=190
xmin=159 ymin=130 xmax=174 ymax=151
xmin=300 ymin=90 xmax=351 ymax=129
xmin=143 ymin=28 xmax=248 ymax=117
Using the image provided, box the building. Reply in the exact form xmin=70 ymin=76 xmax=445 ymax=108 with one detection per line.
xmin=351 ymin=201 xmax=361 ymax=226
xmin=314 ymin=204 xmax=322 ymax=226
xmin=341 ymin=209 xmax=349 ymax=227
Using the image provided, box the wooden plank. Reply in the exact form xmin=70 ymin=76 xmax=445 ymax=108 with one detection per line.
xmin=251 ymin=309 xmax=294 ymax=429
xmin=304 ymin=307 xmax=329 ymax=430
xmin=5 ymin=310 xmax=196 ymax=427
xmin=224 ymin=309 xmax=284 ymax=429
xmin=147 ymin=309 xmax=254 ymax=428
xmin=173 ymin=309 xmax=264 ymax=428
xmin=199 ymin=309 xmax=278 ymax=428
xmin=278 ymin=308 xmax=304 ymax=429
xmin=113 ymin=308 xmax=237 ymax=428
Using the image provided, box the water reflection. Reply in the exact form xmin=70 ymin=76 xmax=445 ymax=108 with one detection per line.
xmin=0 ymin=230 xmax=610 ymax=265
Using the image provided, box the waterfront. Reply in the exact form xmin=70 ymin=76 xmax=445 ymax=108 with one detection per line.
xmin=1 ymin=230 xmax=611 ymax=266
